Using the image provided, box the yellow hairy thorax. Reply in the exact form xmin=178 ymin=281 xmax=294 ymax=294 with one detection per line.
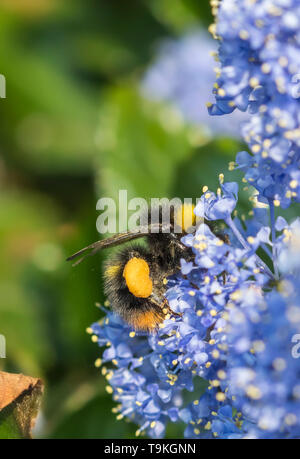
xmin=174 ymin=203 xmax=196 ymax=233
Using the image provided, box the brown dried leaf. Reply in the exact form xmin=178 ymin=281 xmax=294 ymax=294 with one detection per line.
xmin=0 ymin=371 xmax=44 ymax=438
xmin=0 ymin=372 xmax=41 ymax=410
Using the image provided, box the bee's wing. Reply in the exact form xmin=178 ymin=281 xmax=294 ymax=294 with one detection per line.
xmin=66 ymin=223 xmax=168 ymax=266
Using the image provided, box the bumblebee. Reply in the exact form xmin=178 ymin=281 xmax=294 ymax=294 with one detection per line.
xmin=67 ymin=204 xmax=198 ymax=332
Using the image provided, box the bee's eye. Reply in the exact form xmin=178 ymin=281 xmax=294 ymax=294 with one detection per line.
xmin=123 ymin=257 xmax=152 ymax=298
xmin=174 ymin=203 xmax=196 ymax=232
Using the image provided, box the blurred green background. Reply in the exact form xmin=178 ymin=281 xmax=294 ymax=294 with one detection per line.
xmin=0 ymin=0 xmax=251 ymax=438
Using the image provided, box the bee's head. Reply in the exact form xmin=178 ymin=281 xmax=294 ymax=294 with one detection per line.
xmin=173 ymin=203 xmax=197 ymax=234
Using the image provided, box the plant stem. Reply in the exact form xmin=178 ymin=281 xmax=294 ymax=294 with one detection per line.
xmin=226 ymin=216 xmax=275 ymax=280
xmin=269 ymin=200 xmax=279 ymax=279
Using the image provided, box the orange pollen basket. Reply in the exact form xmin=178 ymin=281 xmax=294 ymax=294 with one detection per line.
xmin=123 ymin=257 xmax=153 ymax=298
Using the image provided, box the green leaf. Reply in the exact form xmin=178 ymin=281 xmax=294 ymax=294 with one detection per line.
xmin=95 ymin=86 xmax=193 ymax=202
xmin=144 ymin=0 xmax=212 ymax=32
xmin=0 ymin=16 xmax=98 ymax=173
xmin=0 ymin=191 xmax=60 ymax=375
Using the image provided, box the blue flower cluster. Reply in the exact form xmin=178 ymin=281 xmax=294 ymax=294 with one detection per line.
xmin=225 ymin=282 xmax=300 ymax=437
xmin=223 ymin=219 xmax=300 ymax=438
xmin=88 ymin=0 xmax=300 ymax=439
xmin=209 ymin=0 xmax=300 ymax=207
xmin=89 ymin=187 xmax=300 ymax=438
xmin=142 ymin=30 xmax=248 ymax=138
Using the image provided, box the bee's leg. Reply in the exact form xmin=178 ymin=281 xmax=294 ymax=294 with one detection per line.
xmin=205 ymin=321 xmax=216 ymax=341
xmin=160 ymin=298 xmax=182 ymax=318
xmin=149 ymin=295 xmax=182 ymax=318
xmin=222 ymin=271 xmax=227 ymax=285
xmin=168 ymin=233 xmax=187 ymax=251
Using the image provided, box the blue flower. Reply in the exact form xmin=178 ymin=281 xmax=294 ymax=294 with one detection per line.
xmin=194 ymin=180 xmax=238 ymax=221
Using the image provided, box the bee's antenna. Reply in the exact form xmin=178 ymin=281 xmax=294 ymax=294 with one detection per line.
xmin=66 ymin=246 xmax=99 ymax=267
